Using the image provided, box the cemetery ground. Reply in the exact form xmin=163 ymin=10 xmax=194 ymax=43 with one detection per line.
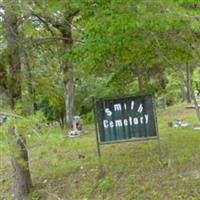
xmin=0 ymin=103 xmax=200 ymax=200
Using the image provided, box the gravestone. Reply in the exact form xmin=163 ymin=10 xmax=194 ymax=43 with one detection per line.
xmin=0 ymin=115 xmax=7 ymax=125
xmin=68 ymin=116 xmax=83 ymax=137
xmin=73 ymin=116 xmax=82 ymax=131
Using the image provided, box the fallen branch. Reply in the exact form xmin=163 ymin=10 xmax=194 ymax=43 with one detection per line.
xmin=0 ymin=112 xmax=23 ymax=119
xmin=42 ymin=190 xmax=64 ymax=200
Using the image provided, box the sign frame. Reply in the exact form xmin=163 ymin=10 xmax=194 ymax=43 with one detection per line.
xmin=93 ymin=94 xmax=161 ymax=165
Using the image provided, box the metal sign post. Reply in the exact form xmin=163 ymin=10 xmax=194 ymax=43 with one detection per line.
xmin=93 ymin=97 xmax=104 ymax=175
xmin=93 ymin=94 xmax=161 ymax=166
xmin=153 ymin=98 xmax=162 ymax=161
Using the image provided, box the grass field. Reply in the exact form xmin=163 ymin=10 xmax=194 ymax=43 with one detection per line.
xmin=0 ymin=103 xmax=200 ymax=200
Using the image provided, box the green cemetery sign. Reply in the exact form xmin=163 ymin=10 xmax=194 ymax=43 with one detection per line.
xmin=94 ymin=94 xmax=158 ymax=144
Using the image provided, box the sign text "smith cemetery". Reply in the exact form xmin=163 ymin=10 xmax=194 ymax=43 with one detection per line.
xmin=95 ymin=95 xmax=157 ymax=143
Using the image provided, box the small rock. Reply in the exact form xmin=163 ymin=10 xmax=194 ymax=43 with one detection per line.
xmin=68 ymin=129 xmax=81 ymax=137
xmin=78 ymin=153 xmax=85 ymax=159
xmin=168 ymin=119 xmax=189 ymax=128
xmin=193 ymin=123 xmax=200 ymax=130
xmin=167 ymin=159 xmax=174 ymax=168
xmin=43 ymin=179 xmax=47 ymax=184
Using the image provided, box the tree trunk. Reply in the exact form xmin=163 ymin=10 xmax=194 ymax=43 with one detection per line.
xmin=191 ymin=70 xmax=200 ymax=122
xmin=0 ymin=51 xmax=8 ymax=96
xmin=0 ymin=61 xmax=8 ymax=102
xmin=4 ymin=4 xmax=32 ymax=199
xmin=64 ymin=73 xmax=74 ymax=127
xmin=4 ymin=4 xmax=21 ymax=109
xmin=9 ymin=126 xmax=32 ymax=200
xmin=177 ymin=65 xmax=187 ymax=102
xmin=191 ymin=92 xmax=200 ymax=122
xmin=186 ymin=63 xmax=192 ymax=103
xmin=186 ymin=64 xmax=200 ymax=122
xmin=24 ymin=52 xmax=35 ymax=114
xmin=61 ymin=19 xmax=74 ymax=127
xmin=136 ymin=65 xmax=144 ymax=92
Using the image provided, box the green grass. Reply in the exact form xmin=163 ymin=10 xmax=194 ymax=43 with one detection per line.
xmin=0 ymin=103 xmax=200 ymax=200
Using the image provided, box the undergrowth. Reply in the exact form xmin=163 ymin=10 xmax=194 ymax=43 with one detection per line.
xmin=0 ymin=103 xmax=200 ymax=200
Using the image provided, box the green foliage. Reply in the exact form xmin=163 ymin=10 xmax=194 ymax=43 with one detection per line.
xmin=36 ymin=95 xmax=65 ymax=124
xmin=165 ymin=71 xmax=182 ymax=105
xmin=29 ymin=190 xmax=41 ymax=200
xmin=68 ymin=0 xmax=200 ymax=113
xmin=81 ymin=111 xmax=94 ymax=124
xmin=97 ymin=176 xmax=113 ymax=193
xmin=0 ymin=112 xmax=47 ymax=143
xmin=1 ymin=0 xmax=200 ymax=120
xmin=193 ymin=67 xmax=200 ymax=92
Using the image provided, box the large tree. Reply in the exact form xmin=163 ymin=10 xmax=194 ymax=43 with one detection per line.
xmin=29 ymin=1 xmax=80 ymax=127
xmin=3 ymin=1 xmax=32 ymax=199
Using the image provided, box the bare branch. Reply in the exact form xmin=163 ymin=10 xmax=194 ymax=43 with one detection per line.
xmin=32 ymin=12 xmax=83 ymax=34
xmin=32 ymin=13 xmax=55 ymax=36
xmin=0 ymin=112 xmax=23 ymax=119
xmin=23 ymin=36 xmax=83 ymax=45
xmin=0 ymin=4 xmax=4 ymax=9
xmin=41 ymin=190 xmax=64 ymax=200
xmin=67 ymin=8 xmax=80 ymax=19
xmin=151 ymin=32 xmax=177 ymax=69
